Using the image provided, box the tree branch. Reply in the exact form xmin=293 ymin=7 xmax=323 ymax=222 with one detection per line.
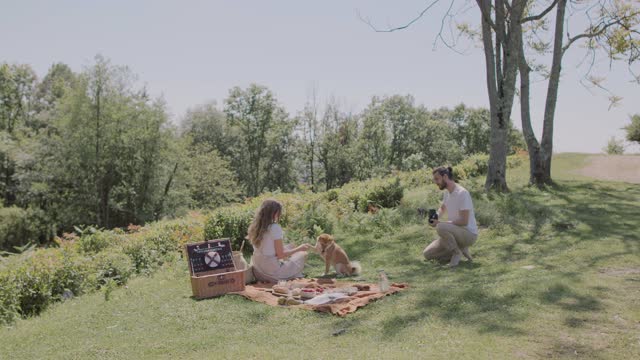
xmin=563 ymin=10 xmax=640 ymax=54
xmin=475 ymin=0 xmax=499 ymax=32
xmin=521 ymin=0 xmax=559 ymax=23
xmin=358 ymin=0 xmax=444 ymax=33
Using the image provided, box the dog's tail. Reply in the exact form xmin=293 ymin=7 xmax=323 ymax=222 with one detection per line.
xmin=350 ymin=261 xmax=362 ymax=276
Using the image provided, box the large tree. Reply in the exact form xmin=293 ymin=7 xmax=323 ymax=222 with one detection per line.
xmin=224 ymin=84 xmax=294 ymax=196
xmin=48 ymin=55 xmax=179 ymax=228
xmin=518 ymin=0 xmax=639 ymax=185
xmin=0 ymin=63 xmax=37 ymax=205
xmin=365 ymin=0 xmax=639 ymax=189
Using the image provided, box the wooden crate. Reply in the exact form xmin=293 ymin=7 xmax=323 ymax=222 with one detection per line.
xmin=185 ymin=239 xmax=246 ymax=299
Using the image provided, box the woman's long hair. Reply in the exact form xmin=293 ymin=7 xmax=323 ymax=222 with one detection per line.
xmin=247 ymin=199 xmax=282 ymax=248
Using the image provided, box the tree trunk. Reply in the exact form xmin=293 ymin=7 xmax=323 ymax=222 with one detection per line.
xmin=538 ymin=0 xmax=567 ymax=185
xmin=95 ymin=85 xmax=102 ymax=226
xmin=479 ymin=0 xmax=525 ymax=192
xmin=518 ymin=0 xmax=566 ymax=187
xmin=519 ymin=67 xmax=552 ymax=187
xmin=309 ymin=141 xmax=315 ymax=192
xmin=155 ymin=162 xmax=178 ymax=221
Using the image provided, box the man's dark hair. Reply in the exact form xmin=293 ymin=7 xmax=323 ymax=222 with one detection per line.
xmin=432 ymin=166 xmax=454 ymax=180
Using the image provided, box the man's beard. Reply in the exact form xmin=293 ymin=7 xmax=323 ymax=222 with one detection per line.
xmin=438 ymin=182 xmax=446 ymax=190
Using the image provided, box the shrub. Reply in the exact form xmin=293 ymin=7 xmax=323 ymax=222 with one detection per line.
xmin=0 ymin=271 xmax=19 ymax=324
xmin=79 ymin=230 xmax=124 ymax=253
xmin=92 ymin=252 xmax=134 ymax=287
xmin=203 ymin=206 xmax=254 ymax=251
xmin=603 ymin=137 xmax=625 ymax=155
xmin=454 ymin=153 xmax=490 ymax=180
xmin=337 ymin=177 xmax=405 ymax=212
xmin=0 ymin=206 xmax=32 ymax=251
xmin=291 ymin=199 xmax=334 ymax=238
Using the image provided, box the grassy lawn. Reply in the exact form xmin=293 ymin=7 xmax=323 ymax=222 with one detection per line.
xmin=1 ymin=154 xmax=639 ymax=359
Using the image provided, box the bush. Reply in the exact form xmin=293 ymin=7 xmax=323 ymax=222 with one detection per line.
xmin=203 ymin=206 xmax=254 ymax=251
xmin=291 ymin=199 xmax=334 ymax=238
xmin=0 ymin=206 xmax=57 ymax=252
xmin=507 ymin=153 xmax=524 ymax=169
xmin=0 ymin=207 xmax=33 ymax=251
xmin=337 ymin=177 xmax=405 ymax=212
xmin=603 ymin=137 xmax=625 ymax=155
xmin=326 ymin=189 xmax=339 ymax=202
xmin=0 ymin=213 xmax=206 ymax=324
xmin=453 ymin=153 xmax=489 ymax=181
xmin=121 ymin=216 xmax=202 ymax=274
xmin=92 ymin=252 xmax=134 ymax=287
xmin=397 ymin=169 xmax=430 ymax=188
xmin=2 ymin=248 xmax=95 ymax=319
xmin=0 ymin=271 xmax=19 ymax=324
xmin=79 ymin=230 xmax=124 ymax=253
xmin=342 ymin=208 xmax=402 ymax=238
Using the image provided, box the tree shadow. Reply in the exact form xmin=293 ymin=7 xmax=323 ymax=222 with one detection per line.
xmin=540 ymin=283 xmax=602 ymax=312
xmin=381 ymin=284 xmax=527 ymax=338
xmin=489 ymin=181 xmax=639 ymax=265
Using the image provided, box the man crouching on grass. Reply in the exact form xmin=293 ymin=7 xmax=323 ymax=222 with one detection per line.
xmin=423 ymin=166 xmax=478 ymax=267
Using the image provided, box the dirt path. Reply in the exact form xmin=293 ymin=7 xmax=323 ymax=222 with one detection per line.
xmin=576 ymin=155 xmax=640 ymax=183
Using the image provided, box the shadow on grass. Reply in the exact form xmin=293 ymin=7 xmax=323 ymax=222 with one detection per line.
xmin=540 ymin=283 xmax=602 ymax=312
xmin=380 ymin=281 xmax=527 ymax=338
xmin=315 ymin=179 xmax=636 ymax=341
xmin=478 ymin=181 xmax=640 ymax=266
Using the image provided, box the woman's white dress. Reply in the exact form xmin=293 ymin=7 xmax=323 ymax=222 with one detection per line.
xmin=250 ymin=223 xmax=306 ymax=282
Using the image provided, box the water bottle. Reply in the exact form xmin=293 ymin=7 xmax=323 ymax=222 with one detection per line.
xmin=378 ymin=269 xmax=390 ymax=292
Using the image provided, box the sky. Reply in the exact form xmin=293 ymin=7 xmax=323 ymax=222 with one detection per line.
xmin=2 ymin=0 xmax=638 ymax=153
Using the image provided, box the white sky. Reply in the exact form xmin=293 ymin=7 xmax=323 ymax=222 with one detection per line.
xmin=2 ymin=0 xmax=638 ymax=153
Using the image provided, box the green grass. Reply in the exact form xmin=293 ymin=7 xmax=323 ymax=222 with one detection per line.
xmin=1 ymin=154 xmax=639 ymax=359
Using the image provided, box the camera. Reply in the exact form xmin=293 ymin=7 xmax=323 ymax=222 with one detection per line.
xmin=428 ymin=209 xmax=438 ymax=224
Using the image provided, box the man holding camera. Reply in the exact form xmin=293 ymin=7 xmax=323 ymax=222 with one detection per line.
xmin=423 ymin=166 xmax=478 ymax=267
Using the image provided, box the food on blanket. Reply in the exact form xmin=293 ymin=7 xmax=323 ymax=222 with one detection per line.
xmin=354 ymin=284 xmax=370 ymax=291
xmin=304 ymin=284 xmax=325 ymax=292
xmin=277 ymin=297 xmax=287 ymax=305
xmin=292 ymin=288 xmax=302 ymax=297
xmin=334 ymin=286 xmax=358 ymax=296
xmin=301 ymin=289 xmax=316 ymax=299
xmin=272 ymin=285 xmax=289 ymax=295
xmin=286 ymin=298 xmax=303 ymax=306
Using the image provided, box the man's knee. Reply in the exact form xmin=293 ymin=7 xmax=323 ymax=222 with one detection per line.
xmin=423 ymin=243 xmax=441 ymax=260
xmin=436 ymin=222 xmax=455 ymax=236
xmin=423 ymin=247 xmax=434 ymax=259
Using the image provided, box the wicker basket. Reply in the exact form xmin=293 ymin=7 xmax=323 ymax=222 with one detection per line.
xmin=186 ymin=239 xmax=246 ymax=299
xmin=190 ymin=270 xmax=245 ymax=299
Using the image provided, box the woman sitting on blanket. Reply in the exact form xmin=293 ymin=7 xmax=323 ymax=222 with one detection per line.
xmin=248 ymin=199 xmax=313 ymax=282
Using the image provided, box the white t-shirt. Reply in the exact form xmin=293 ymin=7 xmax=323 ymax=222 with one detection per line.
xmin=254 ymin=223 xmax=283 ymax=257
xmin=442 ymin=184 xmax=478 ymax=235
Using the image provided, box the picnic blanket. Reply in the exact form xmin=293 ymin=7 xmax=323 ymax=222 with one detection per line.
xmin=231 ymin=278 xmax=408 ymax=316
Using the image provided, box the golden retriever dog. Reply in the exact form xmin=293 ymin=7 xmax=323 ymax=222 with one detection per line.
xmin=314 ymin=234 xmax=361 ymax=276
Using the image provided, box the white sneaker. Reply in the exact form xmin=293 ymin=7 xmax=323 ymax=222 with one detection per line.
xmin=461 ymin=247 xmax=473 ymax=261
xmin=448 ymin=252 xmax=462 ymax=268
